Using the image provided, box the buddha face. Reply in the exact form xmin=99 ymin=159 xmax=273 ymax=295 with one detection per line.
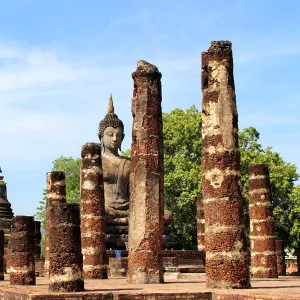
xmin=102 ymin=126 xmax=123 ymax=154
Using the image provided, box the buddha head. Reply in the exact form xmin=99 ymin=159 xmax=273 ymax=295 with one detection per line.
xmin=98 ymin=94 xmax=125 ymax=154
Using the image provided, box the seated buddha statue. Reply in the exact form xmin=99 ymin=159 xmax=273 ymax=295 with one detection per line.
xmin=98 ymin=95 xmax=173 ymax=227
xmin=98 ymin=95 xmax=130 ymax=226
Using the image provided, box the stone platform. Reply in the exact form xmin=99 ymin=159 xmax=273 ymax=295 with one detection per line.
xmin=0 ymin=275 xmax=300 ymax=299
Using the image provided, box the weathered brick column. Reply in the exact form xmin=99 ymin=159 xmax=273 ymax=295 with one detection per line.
xmin=9 ymin=216 xmax=35 ymax=285
xmin=34 ymin=221 xmax=42 ymax=259
xmin=127 ymin=60 xmax=164 ymax=284
xmin=201 ymin=41 xmax=251 ymax=289
xmin=0 ymin=229 xmax=4 ymax=280
xmin=44 ymin=171 xmax=66 ymax=277
xmin=80 ymin=142 xmax=107 ymax=279
xmin=249 ymin=164 xmax=277 ymax=278
xmin=48 ymin=203 xmax=84 ymax=292
xmin=275 ymin=240 xmax=286 ymax=275
xmin=197 ymin=196 xmax=205 ymax=252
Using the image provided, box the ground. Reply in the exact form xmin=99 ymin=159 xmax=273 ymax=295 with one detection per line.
xmin=0 ymin=275 xmax=300 ymax=299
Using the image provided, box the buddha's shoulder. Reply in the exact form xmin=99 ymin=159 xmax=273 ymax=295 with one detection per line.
xmin=118 ymin=155 xmax=131 ymax=163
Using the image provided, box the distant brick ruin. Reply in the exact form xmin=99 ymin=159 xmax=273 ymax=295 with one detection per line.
xmin=80 ymin=143 xmax=107 ymax=279
xmin=127 ymin=60 xmax=164 ymax=284
xmin=275 ymin=240 xmax=286 ymax=276
xmin=0 ymin=229 xmax=4 ymax=280
xmin=201 ymin=41 xmax=251 ymax=289
xmin=249 ymin=164 xmax=277 ymax=278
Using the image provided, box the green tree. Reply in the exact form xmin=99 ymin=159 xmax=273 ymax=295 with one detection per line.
xmin=163 ymin=105 xmax=202 ymax=249
xmin=289 ymin=184 xmax=300 ymax=271
xmin=34 ymin=156 xmax=81 ymax=229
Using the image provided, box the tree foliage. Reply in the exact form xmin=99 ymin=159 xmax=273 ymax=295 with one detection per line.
xmin=163 ymin=105 xmax=202 ymax=249
xmin=34 ymin=156 xmax=81 ymax=229
xmin=289 ymin=184 xmax=300 ymax=254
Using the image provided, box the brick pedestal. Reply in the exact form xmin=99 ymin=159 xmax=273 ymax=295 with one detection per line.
xmin=109 ymin=257 xmax=128 ymax=277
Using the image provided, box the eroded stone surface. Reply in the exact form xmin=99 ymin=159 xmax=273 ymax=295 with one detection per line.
xmin=44 ymin=171 xmax=66 ymax=277
xmin=249 ymin=164 xmax=277 ymax=278
xmin=201 ymin=41 xmax=250 ymax=289
xmin=9 ymin=216 xmax=35 ymax=285
xmin=127 ymin=60 xmax=164 ymax=284
xmin=197 ymin=196 xmax=205 ymax=252
xmin=80 ymin=143 xmax=107 ymax=279
xmin=48 ymin=203 xmax=84 ymax=292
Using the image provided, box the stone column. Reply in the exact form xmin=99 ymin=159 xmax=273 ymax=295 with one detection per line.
xmin=275 ymin=240 xmax=286 ymax=275
xmin=9 ymin=216 xmax=35 ymax=285
xmin=127 ymin=60 xmax=164 ymax=284
xmin=0 ymin=229 xmax=4 ymax=280
xmin=44 ymin=171 xmax=66 ymax=277
xmin=201 ymin=41 xmax=250 ymax=289
xmin=196 ymin=196 xmax=205 ymax=252
xmin=48 ymin=203 xmax=84 ymax=292
xmin=249 ymin=164 xmax=277 ymax=278
xmin=34 ymin=221 xmax=42 ymax=259
xmin=80 ymin=143 xmax=107 ymax=279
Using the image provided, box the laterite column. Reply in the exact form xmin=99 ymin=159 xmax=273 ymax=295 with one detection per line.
xmin=128 ymin=60 xmax=164 ymax=284
xmin=249 ymin=164 xmax=277 ymax=278
xmin=197 ymin=196 xmax=205 ymax=252
xmin=275 ymin=240 xmax=286 ymax=275
xmin=9 ymin=216 xmax=35 ymax=285
xmin=48 ymin=203 xmax=84 ymax=292
xmin=201 ymin=41 xmax=250 ymax=289
xmin=0 ymin=229 xmax=4 ymax=280
xmin=80 ymin=143 xmax=107 ymax=279
xmin=44 ymin=171 xmax=66 ymax=277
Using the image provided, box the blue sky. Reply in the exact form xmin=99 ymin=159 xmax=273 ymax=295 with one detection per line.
xmin=0 ymin=0 xmax=300 ymax=216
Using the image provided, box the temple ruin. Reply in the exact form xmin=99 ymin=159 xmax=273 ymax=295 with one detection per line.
xmin=0 ymin=41 xmax=298 ymax=300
